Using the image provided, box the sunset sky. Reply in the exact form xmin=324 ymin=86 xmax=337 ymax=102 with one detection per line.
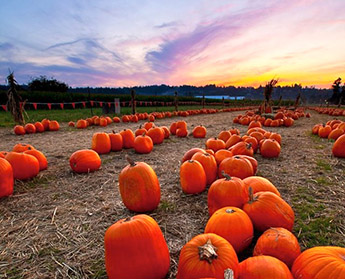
xmin=1 ymin=0 xmax=344 ymax=89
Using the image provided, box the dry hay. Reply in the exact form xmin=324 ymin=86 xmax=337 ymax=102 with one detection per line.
xmin=0 ymin=110 xmax=344 ymax=278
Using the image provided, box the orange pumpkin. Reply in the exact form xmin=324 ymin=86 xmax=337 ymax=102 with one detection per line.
xmin=119 ymin=157 xmax=161 ymax=212
xmin=225 ymin=134 xmax=242 ymax=149
xmin=91 ymin=132 xmax=111 ymax=154
xmin=192 ymin=125 xmax=207 ymax=138
xmin=291 ymin=246 xmax=345 ymax=279
xmin=176 ymin=128 xmax=188 ymax=137
xmin=181 ymin=148 xmax=205 ymax=163
xmin=104 ymin=214 xmax=170 ymax=279
xmin=12 ymin=143 xmax=35 ymax=152
xmin=169 ymin=122 xmax=177 ymax=135
xmin=218 ymin=130 xmax=231 ymax=143
xmin=0 ymin=158 xmax=14 ymax=198
xmin=228 ymin=141 xmax=254 ymax=157
xmin=208 ymin=173 xmax=249 ymax=215
xmin=214 ymin=149 xmax=233 ymax=165
xmin=76 ymin=119 xmax=88 ymax=129
xmin=112 ymin=116 xmax=120 ymax=123
xmin=13 ymin=125 xmax=26 ymax=135
xmin=5 ymin=152 xmax=39 ymax=180
xmin=69 ymin=149 xmax=101 ymax=173
xmin=180 ymin=160 xmax=206 ymax=194
xmin=24 ymin=123 xmax=36 ymax=134
xmin=176 ymin=233 xmax=239 ymax=279
xmin=205 ymin=207 xmax=253 ymax=253
xmin=161 ymin=126 xmax=170 ymax=139
xmin=253 ymin=227 xmax=301 ymax=268
xmin=120 ymin=129 xmax=135 ymax=149
xmin=34 ymin=122 xmax=45 ymax=132
xmin=318 ymin=124 xmax=332 ymax=138
xmin=243 ymin=189 xmax=295 ymax=232
xmin=260 ymin=139 xmax=281 ymax=158
xmin=206 ymin=137 xmax=226 ymax=152
xmin=238 ymin=255 xmax=293 ymax=279
xmin=108 ymin=131 xmax=123 ymax=152
xmin=218 ymin=155 xmax=254 ymax=179
xmin=147 ymin=127 xmax=165 ymax=144
xmin=135 ymin=125 xmax=147 ymax=137
xmin=191 ymin=152 xmax=217 ymax=185
xmin=332 ymin=134 xmax=345 ymax=157
xmin=328 ymin=128 xmax=344 ymax=141
xmin=134 ymin=134 xmax=153 ymax=154
xmin=24 ymin=149 xmax=48 ymax=171
xmin=48 ymin=120 xmax=60 ymax=131
xmin=243 ymin=176 xmax=280 ymax=196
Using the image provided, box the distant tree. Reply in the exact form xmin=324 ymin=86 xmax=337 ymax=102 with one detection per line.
xmin=328 ymin=77 xmax=342 ymax=105
xmin=6 ymin=72 xmax=25 ymax=124
xmin=28 ymin=75 xmax=68 ymax=92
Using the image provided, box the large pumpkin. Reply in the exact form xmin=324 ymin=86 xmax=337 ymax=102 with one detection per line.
xmin=180 ymin=160 xmax=207 ymax=194
xmin=253 ymin=227 xmax=301 ymax=268
xmin=147 ymin=127 xmax=165 ymax=144
xmin=218 ymin=156 xmax=254 ymax=179
xmin=291 ymin=246 xmax=345 ymax=279
xmin=69 ymin=149 xmax=101 ymax=173
xmin=108 ymin=131 xmax=123 ymax=152
xmin=176 ymin=233 xmax=239 ymax=279
xmin=119 ymin=157 xmax=160 ymax=212
xmin=243 ymin=176 xmax=280 ymax=196
xmin=5 ymin=152 xmax=40 ymax=180
xmin=120 ymin=129 xmax=135 ymax=149
xmin=238 ymin=255 xmax=293 ymax=279
xmin=104 ymin=214 xmax=170 ymax=279
xmin=0 ymin=158 xmax=14 ymax=198
xmin=208 ymin=173 xmax=248 ymax=216
xmin=243 ymin=189 xmax=295 ymax=232
xmin=332 ymin=134 xmax=345 ymax=158
xmin=205 ymin=207 xmax=253 ymax=253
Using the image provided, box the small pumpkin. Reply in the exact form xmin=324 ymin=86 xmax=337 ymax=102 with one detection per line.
xmin=104 ymin=214 xmax=170 ymax=279
xmin=108 ymin=131 xmax=123 ymax=152
xmin=119 ymin=156 xmax=161 ymax=212
xmin=69 ymin=149 xmax=101 ymax=173
xmin=181 ymin=148 xmax=205 ymax=163
xmin=0 ymin=158 xmax=14 ymax=198
xmin=119 ymin=129 xmax=135 ymax=149
xmin=23 ymin=124 xmax=35 ymax=135
xmin=243 ymin=176 xmax=280 ymax=196
xmin=218 ymin=155 xmax=254 ymax=179
xmin=192 ymin=125 xmax=207 ymax=138
xmin=13 ymin=125 xmax=26 ymax=135
xmin=91 ymin=132 xmax=111 ymax=154
xmin=134 ymin=133 xmax=153 ymax=154
xmin=260 ymin=139 xmax=281 ymax=158
xmin=76 ymin=119 xmax=88 ymax=129
xmin=147 ymin=127 xmax=165 ymax=144
xmin=180 ymin=160 xmax=207 ymax=194
xmin=48 ymin=120 xmax=60 ymax=131
xmin=12 ymin=143 xmax=35 ymax=152
xmin=41 ymin=118 xmax=50 ymax=131
xmin=34 ymin=121 xmax=45 ymax=132
xmin=24 ymin=149 xmax=48 ymax=171
xmin=135 ymin=125 xmax=147 ymax=137
xmin=176 ymin=233 xmax=239 ymax=279
xmin=206 ymin=137 xmax=226 ymax=152
xmin=191 ymin=152 xmax=217 ymax=185
xmin=228 ymin=141 xmax=254 ymax=157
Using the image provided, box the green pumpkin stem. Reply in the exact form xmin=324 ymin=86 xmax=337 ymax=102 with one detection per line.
xmin=221 ymin=171 xmax=232 ymax=181
xmin=224 ymin=269 xmax=234 ymax=279
xmin=198 ymin=239 xmax=218 ymax=264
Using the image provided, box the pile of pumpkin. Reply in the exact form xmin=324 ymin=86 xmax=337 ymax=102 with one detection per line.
xmin=309 ymin=106 xmax=345 ymax=117
xmin=103 ymin=151 xmax=345 ymax=278
xmin=312 ymin=119 xmax=345 ymax=158
xmin=13 ymin=119 xmax=60 ymax=135
xmin=233 ymin=108 xmax=310 ymax=128
xmin=68 ymin=115 xmax=120 ymax=129
xmin=0 ymin=143 xmax=48 ymax=198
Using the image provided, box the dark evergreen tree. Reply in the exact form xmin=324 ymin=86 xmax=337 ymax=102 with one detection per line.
xmin=28 ymin=75 xmax=68 ymax=92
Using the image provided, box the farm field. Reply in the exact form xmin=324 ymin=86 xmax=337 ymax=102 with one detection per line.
xmin=0 ymin=109 xmax=344 ymax=278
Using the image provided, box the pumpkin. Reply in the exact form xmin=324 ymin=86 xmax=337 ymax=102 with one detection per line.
xmin=318 ymin=124 xmax=332 ymax=138
xmin=24 ymin=123 xmax=36 ymax=134
xmin=119 ymin=157 xmax=161 ymax=212
xmin=91 ymin=132 xmax=111 ymax=154
xmin=108 ymin=131 xmax=123 ymax=152
xmin=68 ymin=121 xmax=75 ymax=127
xmin=12 ymin=143 xmax=35 ymax=152
xmin=34 ymin=121 xmax=45 ymax=132
xmin=76 ymin=119 xmax=88 ymax=129
xmin=161 ymin=126 xmax=170 ymax=139
xmin=260 ymin=139 xmax=281 ymax=158
xmin=41 ymin=118 xmax=50 ymax=130
xmin=214 ymin=149 xmax=233 ymax=165
xmin=134 ymin=133 xmax=153 ymax=154
xmin=291 ymin=246 xmax=345 ymax=279
xmin=135 ymin=125 xmax=148 ymax=137
xmin=5 ymin=152 xmax=40 ymax=180
xmin=243 ymin=176 xmax=280 ymax=196
xmin=147 ymin=127 xmax=165 ymax=144
xmin=182 ymin=148 xmax=205 ymax=163
xmin=208 ymin=173 xmax=249 ymax=216
xmin=191 ymin=152 xmax=217 ymax=185
xmin=225 ymin=134 xmax=242 ymax=149
xmin=119 ymin=129 xmax=135 ymax=149
xmin=0 ymin=158 xmax=14 ymax=198
xmin=228 ymin=142 xmax=254 ymax=157
xmin=176 ymin=120 xmax=187 ymax=131
xmin=218 ymin=156 xmax=254 ymax=180
xmin=206 ymin=138 xmax=226 ymax=152
xmin=243 ymin=136 xmax=258 ymax=153
xmin=104 ymin=214 xmax=170 ymax=279
xmin=193 ymin=125 xmax=207 ymax=138
xmin=312 ymin=123 xmax=322 ymax=135
xmin=243 ymin=188 xmax=295 ymax=232
xmin=283 ymin=117 xmax=294 ymax=127
xmin=13 ymin=125 xmax=26 ymax=135
xmin=218 ymin=130 xmax=232 ymax=143
xmin=176 ymin=128 xmax=188 ymax=137
xmin=238 ymin=255 xmax=293 ymax=279
xmin=205 ymin=207 xmax=253 ymax=253
xmin=253 ymin=227 xmax=301 ymax=268
xmin=176 ymin=233 xmax=239 ymax=279
xmin=113 ymin=116 xmax=120 ymax=123
xmin=169 ymin=122 xmax=177 ymax=135
xmin=69 ymin=149 xmax=101 ymax=173
xmin=99 ymin=117 xmax=108 ymax=127
xmin=332 ymin=134 xmax=345 ymax=157
xmin=248 ymin=120 xmax=262 ymax=129
xmin=24 ymin=149 xmax=48 ymax=171
xmin=328 ymin=128 xmax=344 ymax=141
xmin=48 ymin=120 xmax=60 ymax=131
xmin=180 ymin=160 xmax=207 ymax=194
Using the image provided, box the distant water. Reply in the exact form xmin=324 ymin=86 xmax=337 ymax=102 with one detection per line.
xmin=195 ymin=95 xmax=245 ymax=100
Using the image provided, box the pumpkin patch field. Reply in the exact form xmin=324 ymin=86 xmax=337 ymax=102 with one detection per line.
xmin=0 ymin=108 xmax=344 ymax=278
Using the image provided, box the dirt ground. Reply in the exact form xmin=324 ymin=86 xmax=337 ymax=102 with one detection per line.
xmin=0 ymin=109 xmax=344 ymax=278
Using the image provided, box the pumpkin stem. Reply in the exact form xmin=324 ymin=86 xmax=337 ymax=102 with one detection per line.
xmin=224 ymin=269 xmax=234 ymax=279
xmin=198 ymin=239 xmax=218 ymax=264
xmin=248 ymin=186 xmax=254 ymax=203
xmin=112 ymin=130 xmax=116 ymax=134
xmin=221 ymin=171 xmax=232 ymax=181
xmin=225 ymin=208 xmax=236 ymax=214
xmin=124 ymin=216 xmax=132 ymax=222
xmin=126 ymin=155 xmax=136 ymax=166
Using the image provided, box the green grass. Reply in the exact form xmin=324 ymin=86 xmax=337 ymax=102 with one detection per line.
xmin=158 ymin=199 xmax=176 ymax=213
xmin=316 ymin=159 xmax=332 ymax=171
xmin=0 ymin=105 xmax=225 ymax=127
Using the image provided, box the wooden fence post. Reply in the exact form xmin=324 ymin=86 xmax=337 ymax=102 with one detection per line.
xmin=174 ymin=91 xmax=178 ymax=112
xmin=131 ymin=89 xmax=136 ymax=115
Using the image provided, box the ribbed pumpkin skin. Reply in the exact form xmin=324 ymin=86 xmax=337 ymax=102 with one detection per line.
xmin=120 ymin=129 xmax=135 ymax=149
xmin=5 ymin=152 xmax=39 ymax=180
xmin=291 ymin=246 xmax=345 ymax=279
xmin=91 ymin=133 xmax=111 ymax=154
xmin=218 ymin=156 xmax=254 ymax=180
xmin=108 ymin=132 xmax=123 ymax=152
xmin=243 ymin=176 xmax=280 ymax=196
xmin=191 ymin=152 xmax=217 ymax=185
xmin=13 ymin=125 xmax=26 ymax=135
xmin=134 ymin=134 xmax=153 ymax=154
xmin=104 ymin=214 xmax=170 ymax=279
xmin=69 ymin=149 xmax=101 ymax=173
xmin=182 ymin=148 xmax=205 ymax=163
xmin=24 ymin=149 xmax=48 ymax=171
xmin=205 ymin=207 xmax=253 ymax=253
xmin=180 ymin=160 xmax=207 ymax=194
xmin=332 ymin=134 xmax=345 ymax=158
xmin=119 ymin=161 xmax=160 ymax=212
xmin=147 ymin=127 xmax=165 ymax=144
xmin=12 ymin=143 xmax=35 ymax=152
xmin=177 ymin=233 xmax=239 ymax=279
xmin=253 ymin=227 xmax=301 ymax=268
xmin=0 ymin=158 xmax=14 ymax=198
xmin=208 ymin=176 xmax=248 ymax=216
xmin=243 ymin=191 xmax=295 ymax=232
xmin=238 ymin=255 xmax=293 ymax=279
